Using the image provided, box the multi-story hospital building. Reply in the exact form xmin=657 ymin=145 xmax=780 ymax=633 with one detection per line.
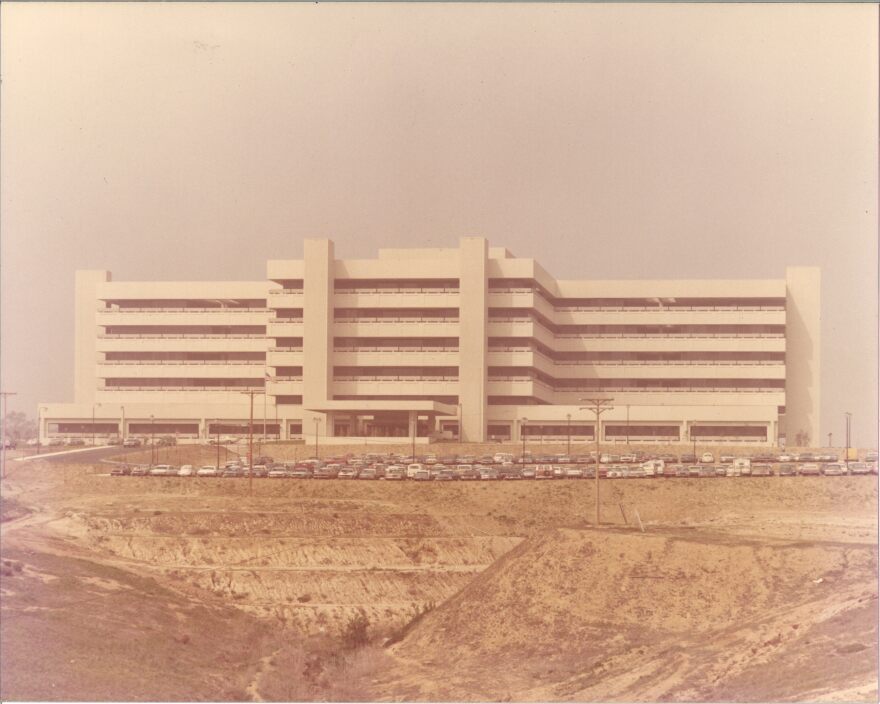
xmin=40 ymin=238 xmax=820 ymax=446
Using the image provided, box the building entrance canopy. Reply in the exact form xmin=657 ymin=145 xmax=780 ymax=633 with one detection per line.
xmin=303 ymin=400 xmax=458 ymax=418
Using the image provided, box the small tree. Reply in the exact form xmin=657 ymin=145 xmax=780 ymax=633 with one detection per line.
xmin=3 ymin=412 xmax=37 ymax=442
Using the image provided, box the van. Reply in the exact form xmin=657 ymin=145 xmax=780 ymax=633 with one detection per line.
xmin=733 ymin=458 xmax=752 ymax=475
xmin=406 ymin=463 xmax=424 ymax=479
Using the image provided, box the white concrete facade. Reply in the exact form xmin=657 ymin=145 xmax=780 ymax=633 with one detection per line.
xmin=41 ymin=238 xmax=820 ymax=446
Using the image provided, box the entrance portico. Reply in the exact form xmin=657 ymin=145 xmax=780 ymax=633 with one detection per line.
xmin=303 ymin=400 xmax=457 ymax=443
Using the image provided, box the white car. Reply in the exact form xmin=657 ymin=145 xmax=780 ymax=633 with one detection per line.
xmin=406 ymin=463 xmax=425 ymax=479
xmin=821 ymin=462 xmax=847 ymax=476
xmin=700 ymin=452 xmax=715 ymax=464
xmin=149 ymin=464 xmax=175 ymax=476
xmin=177 ymin=464 xmax=194 ymax=477
xmin=196 ymin=465 xmax=218 ymax=477
xmin=777 ymin=453 xmax=793 ymax=463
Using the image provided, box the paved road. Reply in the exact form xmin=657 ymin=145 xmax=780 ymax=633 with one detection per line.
xmin=16 ymin=446 xmax=145 ymax=465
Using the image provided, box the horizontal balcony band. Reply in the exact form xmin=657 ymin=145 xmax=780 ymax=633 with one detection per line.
xmin=98 ymin=307 xmax=270 ymax=313
xmin=333 ymin=376 xmax=458 ymax=382
xmin=99 ymin=386 xmax=263 ymax=392
xmin=268 ymin=376 xmax=303 ymax=382
xmin=334 ymin=346 xmax=459 ymax=353
xmin=97 ymin=360 xmax=264 ymax=366
xmin=98 ymin=334 xmax=264 ymax=339
xmin=335 ymin=318 xmax=459 ymax=324
xmin=334 ymin=288 xmax=459 ymax=294
xmin=268 ymin=289 xmax=303 ymax=295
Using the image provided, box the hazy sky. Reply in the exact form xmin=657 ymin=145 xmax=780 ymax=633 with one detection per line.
xmin=1 ymin=3 xmax=877 ymax=445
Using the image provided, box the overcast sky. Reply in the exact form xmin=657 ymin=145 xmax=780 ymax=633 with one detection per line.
xmin=1 ymin=3 xmax=877 ymax=446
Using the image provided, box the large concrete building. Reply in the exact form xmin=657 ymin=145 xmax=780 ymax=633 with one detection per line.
xmin=40 ymin=238 xmax=820 ymax=447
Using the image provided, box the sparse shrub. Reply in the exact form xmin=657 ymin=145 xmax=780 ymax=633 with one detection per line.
xmin=297 ymin=594 xmax=312 ymax=603
xmin=341 ymin=610 xmax=370 ymax=650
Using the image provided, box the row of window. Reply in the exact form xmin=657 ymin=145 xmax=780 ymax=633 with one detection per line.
xmin=488 ymin=310 xmax=785 ymax=336
xmin=103 ymin=299 xmax=266 ymax=310
xmin=488 ymin=279 xmax=786 ymax=310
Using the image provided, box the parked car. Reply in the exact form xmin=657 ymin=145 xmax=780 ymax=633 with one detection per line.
xmin=412 ymin=469 xmax=432 ymax=481
xmin=358 ymin=468 xmax=378 ymax=480
xmin=197 ymin=466 xmax=219 ymax=477
xmin=47 ymin=438 xmax=65 ymax=447
xmin=122 ymin=437 xmax=141 ymax=447
xmin=521 ymin=466 xmax=536 ymax=479
xmin=798 ymin=463 xmax=821 ymax=476
xmin=848 ymin=462 xmax=871 ymax=476
xmin=384 ymin=466 xmax=405 ymax=480
xmin=700 ymin=452 xmax=715 ymax=464
xmin=177 ymin=464 xmax=194 ymax=477
xmin=565 ymin=467 xmax=584 ymax=479
xmin=459 ymin=468 xmax=481 ymax=481
xmin=66 ymin=438 xmax=86 ymax=446
xmin=751 ymin=464 xmax=773 ymax=477
xmin=719 ymin=454 xmax=735 ymax=464
xmin=821 ymin=462 xmax=846 ymax=476
xmin=130 ymin=465 xmax=148 ymax=476
xmin=864 ymin=451 xmax=878 ymax=463
xmin=778 ymin=463 xmax=797 ymax=476
xmin=149 ymin=464 xmax=175 ymax=476
xmin=337 ymin=467 xmax=358 ymax=479
xmin=479 ymin=467 xmax=500 ymax=481
xmin=110 ymin=465 xmax=131 ymax=476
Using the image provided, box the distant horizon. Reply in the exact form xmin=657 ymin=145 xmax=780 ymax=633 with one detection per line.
xmin=1 ymin=2 xmax=876 ymax=445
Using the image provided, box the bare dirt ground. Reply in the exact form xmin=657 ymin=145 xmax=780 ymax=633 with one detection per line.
xmin=1 ymin=447 xmax=877 ymax=702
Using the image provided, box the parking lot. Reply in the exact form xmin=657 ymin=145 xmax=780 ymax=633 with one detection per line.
xmin=107 ymin=447 xmax=879 ymax=479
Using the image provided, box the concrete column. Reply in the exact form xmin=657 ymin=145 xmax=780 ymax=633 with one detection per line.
xmin=408 ymin=411 xmax=418 ymax=438
xmin=303 ymin=239 xmax=334 ymax=408
xmin=458 ymin=237 xmax=488 ymax=442
xmin=785 ymin=267 xmax=821 ymax=446
xmin=74 ymin=270 xmax=111 ymax=404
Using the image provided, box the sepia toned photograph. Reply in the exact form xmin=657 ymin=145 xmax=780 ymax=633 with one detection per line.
xmin=0 ymin=2 xmax=877 ymax=702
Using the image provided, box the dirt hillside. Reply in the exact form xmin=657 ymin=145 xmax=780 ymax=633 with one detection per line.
xmin=378 ymin=527 xmax=878 ymax=702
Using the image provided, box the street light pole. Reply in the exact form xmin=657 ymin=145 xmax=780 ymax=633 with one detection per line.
xmin=121 ymin=405 xmax=125 ymax=443
xmin=239 ymin=390 xmax=264 ymax=497
xmin=566 ymin=413 xmax=571 ymax=456
xmin=150 ymin=414 xmax=155 ymax=468
xmin=580 ymin=398 xmax=614 ymax=526
xmin=411 ymin=414 xmax=416 ymax=462
xmin=216 ymin=419 xmax=221 ymax=470
xmin=0 ymin=391 xmax=17 ymax=479
xmin=92 ymin=404 xmax=96 ymax=446
xmin=521 ymin=417 xmax=528 ymax=464
xmin=313 ymin=417 xmax=321 ymax=458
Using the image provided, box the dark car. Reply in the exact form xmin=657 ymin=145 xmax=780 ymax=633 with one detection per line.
xmin=680 ymin=454 xmax=697 ymax=464
xmin=751 ymin=464 xmax=773 ymax=477
xmin=778 ymin=463 xmax=797 ymax=476
xmin=110 ymin=465 xmax=131 ymax=476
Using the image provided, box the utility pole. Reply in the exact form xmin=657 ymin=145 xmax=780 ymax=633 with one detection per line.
xmin=521 ymin=417 xmax=528 ymax=464
xmin=828 ymin=432 xmax=832 ymax=448
xmin=241 ymin=390 xmax=264 ymax=497
xmin=580 ymin=398 xmax=614 ymax=526
xmin=120 ymin=405 xmax=125 ymax=443
xmin=1 ymin=391 xmax=18 ymax=480
xmin=215 ymin=419 xmax=221 ymax=470
xmin=845 ymin=412 xmax=852 ymax=465
xmin=150 ymin=414 xmax=155 ymax=468
xmin=313 ymin=416 xmax=321 ymax=458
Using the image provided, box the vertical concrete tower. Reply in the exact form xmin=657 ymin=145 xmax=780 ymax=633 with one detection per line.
xmin=302 ymin=239 xmax=334 ymax=434
xmin=784 ymin=266 xmax=821 ymax=446
xmin=74 ymin=270 xmax=111 ymax=404
xmin=458 ymin=237 xmax=489 ymax=441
